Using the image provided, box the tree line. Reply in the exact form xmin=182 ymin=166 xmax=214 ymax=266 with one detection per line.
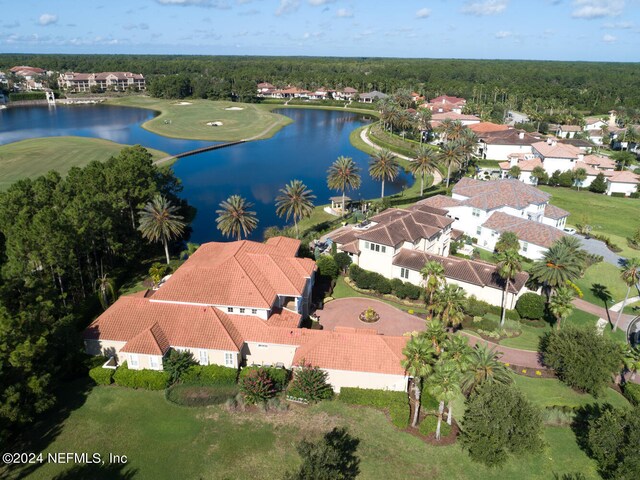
xmin=2 ymin=54 xmax=639 ymax=114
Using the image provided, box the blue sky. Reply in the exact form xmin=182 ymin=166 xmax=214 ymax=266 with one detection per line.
xmin=0 ymin=0 xmax=639 ymax=61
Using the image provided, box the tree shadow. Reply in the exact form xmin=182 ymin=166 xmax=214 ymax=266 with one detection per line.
xmin=51 ymin=462 xmax=138 ymax=480
xmin=570 ymin=403 xmax=614 ymax=454
xmin=590 ymin=284 xmax=613 ymax=325
xmin=7 ymin=378 xmax=94 ymax=479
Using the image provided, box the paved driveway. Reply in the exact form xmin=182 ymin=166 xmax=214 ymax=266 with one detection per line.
xmin=575 ymin=235 xmax=625 ymax=266
xmin=316 ymin=298 xmax=426 ymax=335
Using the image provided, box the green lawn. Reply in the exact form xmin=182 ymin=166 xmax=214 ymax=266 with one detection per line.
xmin=623 ymin=299 xmax=640 ymax=315
xmin=0 ymin=136 xmax=168 ymax=190
xmin=576 ymin=262 xmax=628 ymax=306
xmin=539 ymin=185 xmax=640 ymax=258
xmin=5 ymin=381 xmax=606 ymax=480
xmin=513 ymin=375 xmax=629 ymax=410
xmin=107 ymin=96 xmax=292 ymax=141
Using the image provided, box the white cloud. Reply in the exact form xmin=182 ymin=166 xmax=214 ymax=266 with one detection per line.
xmin=602 ymin=33 xmax=617 ymax=42
xmin=416 ymin=8 xmax=431 ymax=18
xmin=38 ymin=14 xmax=58 ymax=26
xmin=275 ymin=0 xmax=300 ymax=15
xmin=336 ymin=8 xmax=353 ymax=18
xmin=462 ymin=0 xmax=508 ymax=16
xmin=308 ymin=0 xmax=335 ymax=5
xmin=571 ymin=0 xmax=624 ymax=19
xmin=155 ymin=0 xmax=231 ymax=8
xmin=602 ymin=20 xmax=633 ymax=28
xmin=123 ymin=23 xmax=150 ymax=31
xmin=495 ymin=30 xmax=512 ymax=38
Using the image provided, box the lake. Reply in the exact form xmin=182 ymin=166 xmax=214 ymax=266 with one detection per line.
xmin=0 ymin=105 xmax=411 ymax=243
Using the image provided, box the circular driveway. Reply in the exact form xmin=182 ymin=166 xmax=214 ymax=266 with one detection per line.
xmin=316 ymin=298 xmax=426 ymax=335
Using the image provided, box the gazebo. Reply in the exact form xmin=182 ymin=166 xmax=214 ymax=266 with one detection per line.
xmin=329 ymin=196 xmax=351 ymax=214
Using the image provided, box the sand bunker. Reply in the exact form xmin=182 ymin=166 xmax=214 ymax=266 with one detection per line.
xmin=175 ymin=101 xmax=192 ymax=105
xmin=206 ymin=121 xmax=223 ymax=126
xmin=225 ymin=107 xmax=244 ymax=111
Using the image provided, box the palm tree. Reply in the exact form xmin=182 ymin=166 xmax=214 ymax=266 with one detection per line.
xmin=530 ymin=241 xmax=583 ymax=301
xmin=138 ymin=194 xmax=186 ymax=265
xmin=572 ymin=167 xmax=588 ymax=191
xmin=415 ymin=107 xmax=432 ymax=142
xmin=421 ymin=260 xmax=446 ymax=311
xmin=438 ymin=142 xmax=463 ymax=188
xmin=368 ymin=149 xmax=399 ymax=199
xmin=424 ymin=317 xmax=447 ymax=353
xmin=408 ymin=145 xmax=438 ymax=196
xmin=94 ymin=273 xmax=116 ymax=310
xmin=549 ymin=286 xmax=575 ymax=330
xmin=614 ymin=258 xmax=640 ymax=331
xmin=457 ymin=128 xmax=478 ymax=172
xmin=327 ymin=156 xmax=361 ymax=218
xmin=460 ymin=344 xmax=512 ymax=396
xmin=402 ymin=335 xmax=437 ymax=428
xmin=432 ymin=284 xmax=466 ymax=329
xmin=216 ymin=194 xmax=258 ymax=241
xmin=427 ymin=361 xmax=462 ymax=439
xmin=621 ymin=344 xmax=640 ymax=381
xmin=496 ymin=249 xmax=522 ymax=327
xmin=275 ymin=180 xmax=316 ymax=239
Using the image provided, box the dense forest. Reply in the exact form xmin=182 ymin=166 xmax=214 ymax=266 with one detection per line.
xmin=0 ymin=146 xmax=193 ymax=448
xmin=2 ymin=54 xmax=639 ymax=113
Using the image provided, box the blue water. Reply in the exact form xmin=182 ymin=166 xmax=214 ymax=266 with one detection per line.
xmin=0 ymin=105 xmax=411 ymax=243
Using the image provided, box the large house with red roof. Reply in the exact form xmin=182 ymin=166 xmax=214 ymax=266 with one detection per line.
xmin=422 ymin=95 xmax=466 ymax=114
xmin=58 ymin=72 xmax=145 ymax=92
xmin=84 ymin=236 xmax=410 ymax=392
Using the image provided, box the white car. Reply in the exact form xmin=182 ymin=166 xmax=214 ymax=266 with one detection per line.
xmin=563 ymin=227 xmax=577 ymax=235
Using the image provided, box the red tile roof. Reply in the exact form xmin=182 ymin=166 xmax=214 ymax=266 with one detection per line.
xmin=151 ymin=238 xmax=315 ymax=309
xmin=544 ymin=204 xmax=569 ymax=220
xmin=469 ymin=122 xmax=511 ymax=134
xmin=431 ymin=112 xmax=480 ymax=122
xmin=498 ymin=158 xmax=543 ymax=172
xmin=452 ymin=178 xmax=551 ymax=210
xmin=607 ymin=170 xmax=640 ymax=184
xmin=532 ymin=141 xmax=581 ymax=159
xmin=478 ymin=129 xmax=539 ymax=146
xmin=482 ymin=212 xmax=566 ymax=248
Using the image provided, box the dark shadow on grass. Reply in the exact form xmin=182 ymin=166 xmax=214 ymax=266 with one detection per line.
xmin=570 ymin=403 xmax=614 ymax=453
xmin=590 ymin=284 xmax=613 ymax=325
xmin=52 ymin=462 xmax=138 ymax=480
xmin=7 ymin=378 xmax=94 ymax=479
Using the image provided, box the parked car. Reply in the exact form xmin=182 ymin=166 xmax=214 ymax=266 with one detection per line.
xmin=563 ymin=227 xmax=576 ymax=235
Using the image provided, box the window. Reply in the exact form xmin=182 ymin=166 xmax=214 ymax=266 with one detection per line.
xmin=251 ymin=309 xmax=257 ymax=315
xmin=129 ymin=354 xmax=139 ymax=368
xmin=400 ymin=268 xmax=409 ymax=279
xmin=199 ymin=350 xmax=208 ymax=365
xmin=381 ymin=246 xmax=386 ymax=253
xmin=227 ymin=307 xmax=233 ymax=313
xmin=364 ymin=241 xmax=369 ymax=249
xmin=150 ymin=356 xmax=160 ymax=369
xmin=522 ymin=242 xmax=528 ymax=252
xmin=239 ymin=308 xmax=245 ymax=314
xmin=472 ymin=208 xmax=481 ymax=218
xmin=224 ymin=353 xmax=234 ymax=367
xmin=476 ymin=226 xmax=482 ymax=236
xmin=257 ymin=344 xmax=268 ymax=348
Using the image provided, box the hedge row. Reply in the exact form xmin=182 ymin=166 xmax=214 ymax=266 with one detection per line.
xmin=338 ymin=387 xmax=409 ymax=429
xmin=463 ymin=296 xmax=521 ymax=321
xmin=349 ymin=264 xmax=421 ymax=300
xmin=181 ymin=364 xmax=238 ymax=386
xmin=622 ymin=382 xmax=640 ymax=406
xmin=89 ymin=366 xmax=115 ymax=385
xmin=239 ymin=366 xmax=290 ymax=391
xmin=166 ymin=384 xmax=239 ymax=407
xmin=113 ymin=362 xmax=170 ymax=390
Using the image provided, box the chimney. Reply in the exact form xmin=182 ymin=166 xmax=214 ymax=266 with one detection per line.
xmin=551 ymin=140 xmax=557 ymax=147
xmin=546 ymin=138 xmax=552 ymax=145
xmin=578 ymin=153 xmax=584 ymax=161
xmin=518 ymin=132 xmax=525 ymax=140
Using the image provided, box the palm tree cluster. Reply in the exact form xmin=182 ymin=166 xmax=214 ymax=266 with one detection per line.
xmin=436 ymin=119 xmax=479 ymax=188
xmin=402 ymin=321 xmax=512 ymax=440
xmin=327 ymin=156 xmax=362 ymax=217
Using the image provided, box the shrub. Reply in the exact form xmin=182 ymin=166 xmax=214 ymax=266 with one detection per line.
xmin=540 ymin=326 xmax=622 ymax=395
xmin=419 ymin=415 xmax=452 ymax=437
xmin=402 ymin=282 xmax=422 ymax=300
xmin=557 ymin=170 xmax=574 ymax=188
xmin=630 ymin=192 xmax=640 ymax=199
xmin=316 ymin=255 xmax=339 ymax=279
xmin=371 ymin=274 xmax=392 ymax=294
xmin=542 ymin=406 xmax=575 ymax=426
xmin=165 ymin=384 xmax=239 ymax=406
xmin=239 ymin=368 xmax=276 ymax=404
xmin=113 ymin=362 xmax=169 ymax=390
xmin=181 ymin=364 xmax=237 ymax=386
xmin=390 ymin=278 xmax=405 ymax=298
xmin=333 ymin=252 xmax=352 ymax=272
xmin=288 ymin=363 xmax=334 ymax=403
xmin=239 ymin=366 xmax=290 ymax=391
xmin=463 ymin=296 xmax=490 ymax=317
xmin=622 ymin=382 xmax=640 ymax=406
xmin=515 ymin=292 xmax=546 ymax=319
xmin=589 ymin=173 xmax=607 ymax=194
xmin=610 ymin=192 xmax=626 ymax=198
xmin=163 ymin=349 xmax=197 ymax=384
xmin=339 ymin=387 xmax=409 ymax=429
xmin=89 ymin=366 xmax=114 ymax=385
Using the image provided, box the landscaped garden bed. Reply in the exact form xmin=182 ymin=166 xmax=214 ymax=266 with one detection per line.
xmin=165 ymin=384 xmax=239 ymax=407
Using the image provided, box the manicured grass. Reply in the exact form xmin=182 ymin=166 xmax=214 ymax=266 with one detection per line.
xmin=576 ymin=262 xmax=628 ymax=305
xmin=349 ymin=125 xmax=377 ymax=155
xmin=539 ymin=185 xmax=640 ymax=258
xmin=0 ymin=136 xmax=168 ymax=190
xmin=513 ymin=375 xmax=629 ymax=410
xmin=500 ymin=322 xmax=549 ymax=351
xmin=107 ymin=96 xmax=292 ymax=141
xmin=623 ymin=299 xmax=640 ymax=314
xmin=297 ymin=205 xmax=338 ymax=236
xmin=7 ymin=381 xmax=606 ymax=480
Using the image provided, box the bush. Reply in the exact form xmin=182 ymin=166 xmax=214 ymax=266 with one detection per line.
xmin=630 ymin=192 xmax=640 ymax=199
xmin=390 ymin=278 xmax=405 ymax=298
xmin=339 ymin=387 xmax=409 ymax=429
xmin=419 ymin=415 xmax=452 ymax=437
xmin=371 ymin=274 xmax=392 ymax=294
xmin=181 ymin=364 xmax=237 ymax=386
xmin=589 ymin=173 xmax=607 ymax=194
xmin=288 ymin=363 xmax=334 ymax=403
xmin=610 ymin=192 xmax=626 ymax=198
xmin=239 ymin=366 xmax=290 ymax=391
xmin=515 ymin=292 xmax=546 ymax=319
xmin=402 ymin=282 xmax=422 ymax=300
xmin=622 ymin=382 xmax=640 ymax=406
xmin=463 ymin=296 xmax=490 ymax=317
xmin=540 ymin=326 xmax=622 ymax=395
xmin=316 ymin=255 xmax=339 ymax=279
xmin=163 ymin=349 xmax=197 ymax=384
xmin=165 ymin=384 xmax=239 ymax=406
xmin=557 ymin=170 xmax=574 ymax=188
xmin=113 ymin=362 xmax=169 ymax=390
xmin=239 ymin=369 xmax=276 ymax=404
xmin=9 ymin=92 xmax=47 ymax=101
xmin=89 ymin=366 xmax=114 ymax=385
xmin=333 ymin=252 xmax=352 ymax=272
